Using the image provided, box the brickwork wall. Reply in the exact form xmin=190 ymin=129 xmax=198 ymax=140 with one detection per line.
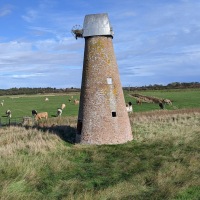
xmin=77 ymin=36 xmax=133 ymax=144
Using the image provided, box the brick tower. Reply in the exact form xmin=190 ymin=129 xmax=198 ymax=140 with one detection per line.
xmin=73 ymin=13 xmax=133 ymax=144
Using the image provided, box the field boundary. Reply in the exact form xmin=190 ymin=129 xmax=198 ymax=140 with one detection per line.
xmin=0 ymin=116 xmax=33 ymax=127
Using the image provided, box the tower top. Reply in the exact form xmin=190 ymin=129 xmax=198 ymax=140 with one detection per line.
xmin=83 ymin=13 xmax=114 ymax=38
xmin=71 ymin=13 xmax=114 ymax=39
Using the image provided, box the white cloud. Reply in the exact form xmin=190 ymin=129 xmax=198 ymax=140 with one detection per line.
xmin=0 ymin=5 xmax=13 ymax=17
xmin=11 ymin=73 xmax=46 ymax=79
xmin=22 ymin=9 xmax=38 ymax=23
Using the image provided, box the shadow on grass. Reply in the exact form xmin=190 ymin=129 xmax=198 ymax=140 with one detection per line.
xmin=26 ymin=124 xmax=77 ymax=144
xmin=1 ymin=115 xmax=8 ymax=117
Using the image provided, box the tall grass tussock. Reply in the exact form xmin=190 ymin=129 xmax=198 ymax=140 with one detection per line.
xmin=0 ymin=109 xmax=200 ymax=199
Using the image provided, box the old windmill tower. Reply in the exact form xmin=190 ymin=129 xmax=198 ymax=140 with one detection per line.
xmin=72 ymin=13 xmax=133 ymax=144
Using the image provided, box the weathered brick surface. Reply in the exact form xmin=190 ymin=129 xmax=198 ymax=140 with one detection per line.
xmin=76 ymin=36 xmax=133 ymax=144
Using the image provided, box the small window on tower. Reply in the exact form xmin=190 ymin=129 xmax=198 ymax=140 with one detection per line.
xmin=112 ymin=112 xmax=117 ymax=117
xmin=107 ymin=77 xmax=112 ymax=85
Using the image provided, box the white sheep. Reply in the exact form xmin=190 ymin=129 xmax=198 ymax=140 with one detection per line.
xmin=61 ymin=103 xmax=66 ymax=110
xmin=1 ymin=100 xmax=4 ymax=106
xmin=126 ymin=102 xmax=133 ymax=113
xmin=57 ymin=108 xmax=62 ymax=116
xmin=6 ymin=110 xmax=12 ymax=118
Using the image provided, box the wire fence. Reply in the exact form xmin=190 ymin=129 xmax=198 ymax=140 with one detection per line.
xmin=0 ymin=117 xmax=34 ymax=127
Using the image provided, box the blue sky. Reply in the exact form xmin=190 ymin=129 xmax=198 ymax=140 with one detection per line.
xmin=0 ymin=0 xmax=200 ymax=89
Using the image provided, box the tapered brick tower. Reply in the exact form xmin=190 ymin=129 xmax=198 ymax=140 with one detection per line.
xmin=73 ymin=13 xmax=133 ymax=144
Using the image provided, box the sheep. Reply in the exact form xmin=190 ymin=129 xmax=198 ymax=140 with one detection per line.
xmin=32 ymin=110 xmax=38 ymax=116
xmin=45 ymin=97 xmax=49 ymax=101
xmin=136 ymin=99 xmax=142 ymax=105
xmin=159 ymin=102 xmax=164 ymax=109
xmin=61 ymin=103 xmax=66 ymax=110
xmin=126 ymin=102 xmax=133 ymax=113
xmin=74 ymin=99 xmax=79 ymax=105
xmin=6 ymin=110 xmax=11 ymax=118
xmin=57 ymin=108 xmax=62 ymax=116
xmin=35 ymin=112 xmax=48 ymax=120
xmin=163 ymin=99 xmax=172 ymax=105
xmin=1 ymin=100 xmax=4 ymax=106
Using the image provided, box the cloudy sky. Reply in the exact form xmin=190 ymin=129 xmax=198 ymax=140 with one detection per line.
xmin=0 ymin=0 xmax=199 ymax=89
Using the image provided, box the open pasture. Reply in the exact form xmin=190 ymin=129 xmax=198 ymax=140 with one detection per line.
xmin=0 ymin=93 xmax=80 ymax=124
xmin=124 ymin=88 xmax=200 ymax=112
xmin=0 ymin=88 xmax=200 ymax=124
xmin=0 ymin=89 xmax=200 ymax=199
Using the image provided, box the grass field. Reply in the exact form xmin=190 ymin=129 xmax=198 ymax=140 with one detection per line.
xmin=124 ymin=88 xmax=200 ymax=112
xmin=0 ymin=109 xmax=199 ymax=199
xmin=0 ymin=93 xmax=80 ymax=125
xmin=0 ymin=89 xmax=200 ymax=199
xmin=0 ymin=88 xmax=200 ymax=123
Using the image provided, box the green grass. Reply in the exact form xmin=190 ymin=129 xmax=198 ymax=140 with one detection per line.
xmin=0 ymin=93 xmax=80 ymax=125
xmin=124 ymin=88 xmax=200 ymax=112
xmin=0 ymin=110 xmax=200 ymax=199
xmin=0 ymin=88 xmax=200 ymax=120
xmin=0 ymin=93 xmax=81 ymax=117
xmin=0 ymin=89 xmax=200 ymax=198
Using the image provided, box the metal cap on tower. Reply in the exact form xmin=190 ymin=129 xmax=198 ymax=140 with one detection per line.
xmin=82 ymin=13 xmax=114 ymax=37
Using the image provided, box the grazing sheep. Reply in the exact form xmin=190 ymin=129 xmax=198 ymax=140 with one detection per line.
xmin=35 ymin=112 xmax=48 ymax=120
xmin=126 ymin=102 xmax=133 ymax=113
xmin=61 ymin=103 xmax=66 ymax=110
xmin=136 ymin=99 xmax=142 ymax=105
xmin=32 ymin=110 xmax=38 ymax=116
xmin=57 ymin=108 xmax=62 ymax=116
xmin=159 ymin=102 xmax=164 ymax=109
xmin=45 ymin=97 xmax=49 ymax=101
xmin=6 ymin=110 xmax=11 ymax=118
xmin=74 ymin=99 xmax=79 ymax=105
xmin=1 ymin=100 xmax=4 ymax=106
xmin=163 ymin=99 xmax=172 ymax=105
